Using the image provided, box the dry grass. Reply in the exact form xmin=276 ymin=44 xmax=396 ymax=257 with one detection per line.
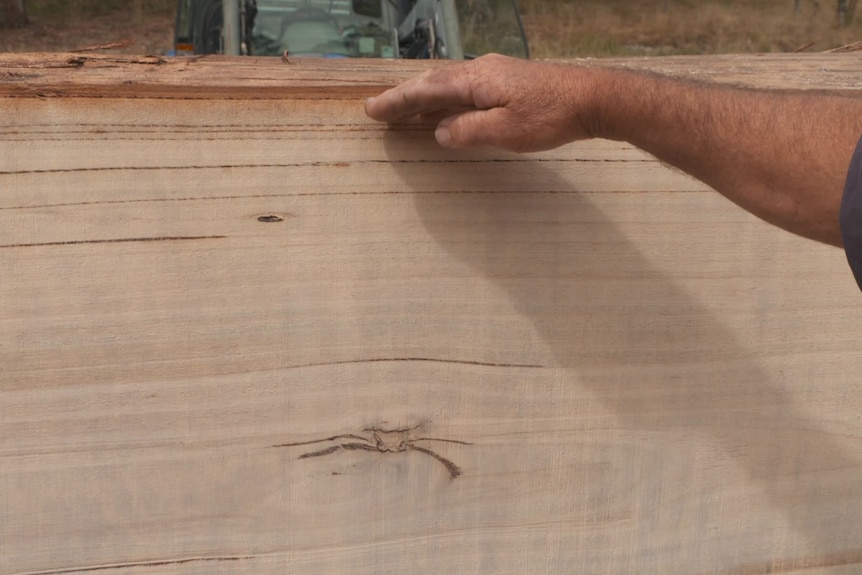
xmin=518 ymin=0 xmax=862 ymax=58
xmin=0 ymin=11 xmax=173 ymax=54
xmin=0 ymin=0 xmax=174 ymax=54
xmin=1 ymin=0 xmax=860 ymax=57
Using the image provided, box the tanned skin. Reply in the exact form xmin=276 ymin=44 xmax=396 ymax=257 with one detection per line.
xmin=365 ymin=54 xmax=862 ymax=247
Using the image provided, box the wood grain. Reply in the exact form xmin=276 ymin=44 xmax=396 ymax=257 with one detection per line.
xmin=2 ymin=53 xmax=862 ymax=575
xmin=3 ymin=52 xmax=862 ymax=99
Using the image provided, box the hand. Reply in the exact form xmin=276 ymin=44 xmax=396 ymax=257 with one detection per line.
xmin=370 ymin=53 xmax=862 ymax=247
xmin=364 ymin=54 xmax=597 ymax=152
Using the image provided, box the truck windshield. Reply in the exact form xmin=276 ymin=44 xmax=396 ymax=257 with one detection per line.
xmin=252 ymin=0 xmax=394 ymax=57
xmin=457 ymin=0 xmax=528 ymax=58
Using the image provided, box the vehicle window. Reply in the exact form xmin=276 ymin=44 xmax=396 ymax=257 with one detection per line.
xmin=252 ymin=0 xmax=393 ymax=57
xmin=175 ymin=0 xmax=192 ymax=39
xmin=352 ymin=0 xmax=382 ymax=18
xmin=457 ymin=0 xmax=529 ymax=58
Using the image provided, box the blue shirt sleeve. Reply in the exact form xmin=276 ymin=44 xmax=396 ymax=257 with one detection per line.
xmin=840 ymin=134 xmax=862 ymax=291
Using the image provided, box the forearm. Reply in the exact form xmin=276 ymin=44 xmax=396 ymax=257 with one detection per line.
xmin=583 ymin=67 xmax=862 ymax=246
xmin=365 ymin=55 xmax=862 ymax=245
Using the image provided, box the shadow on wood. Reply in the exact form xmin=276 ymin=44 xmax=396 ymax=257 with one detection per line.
xmin=387 ymin=130 xmax=862 ymax=571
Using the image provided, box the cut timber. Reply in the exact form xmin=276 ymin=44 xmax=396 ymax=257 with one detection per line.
xmin=2 ymin=53 xmax=862 ymax=575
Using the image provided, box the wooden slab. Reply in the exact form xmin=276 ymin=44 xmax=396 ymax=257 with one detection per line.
xmin=2 ymin=53 xmax=862 ymax=575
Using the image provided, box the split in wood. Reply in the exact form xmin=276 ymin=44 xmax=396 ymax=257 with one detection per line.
xmin=271 ymin=425 xmax=472 ymax=479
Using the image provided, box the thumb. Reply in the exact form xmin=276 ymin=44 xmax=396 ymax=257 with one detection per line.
xmin=436 ymin=108 xmax=519 ymax=150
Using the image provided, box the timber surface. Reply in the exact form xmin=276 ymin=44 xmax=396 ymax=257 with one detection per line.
xmin=2 ymin=52 xmax=862 ymax=98
xmin=1 ymin=53 xmax=862 ymax=574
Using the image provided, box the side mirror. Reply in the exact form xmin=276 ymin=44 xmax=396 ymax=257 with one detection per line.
xmin=352 ymin=0 xmax=382 ymax=18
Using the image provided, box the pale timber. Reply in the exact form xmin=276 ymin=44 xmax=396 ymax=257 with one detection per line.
xmin=1 ymin=53 xmax=862 ymax=575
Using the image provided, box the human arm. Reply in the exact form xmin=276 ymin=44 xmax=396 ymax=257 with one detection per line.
xmin=364 ymin=54 xmax=862 ymax=247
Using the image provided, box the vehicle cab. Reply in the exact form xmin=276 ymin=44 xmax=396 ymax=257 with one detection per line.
xmin=175 ymin=0 xmax=528 ymax=60
xmin=174 ymin=0 xmax=469 ymax=59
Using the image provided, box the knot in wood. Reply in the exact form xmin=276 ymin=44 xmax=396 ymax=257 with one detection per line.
xmin=370 ymin=429 xmax=410 ymax=452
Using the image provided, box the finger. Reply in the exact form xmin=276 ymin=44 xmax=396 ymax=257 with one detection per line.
xmin=418 ymin=106 xmax=474 ymax=125
xmin=436 ymin=108 xmax=525 ymax=151
xmin=365 ymin=63 xmax=481 ymax=123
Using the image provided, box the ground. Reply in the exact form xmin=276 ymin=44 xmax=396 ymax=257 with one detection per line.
xmin=0 ymin=0 xmax=860 ymax=57
xmin=0 ymin=8 xmax=174 ymax=54
xmin=519 ymin=0 xmax=862 ymax=57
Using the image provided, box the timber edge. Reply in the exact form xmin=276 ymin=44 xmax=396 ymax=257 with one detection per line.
xmin=0 ymin=52 xmax=861 ymax=99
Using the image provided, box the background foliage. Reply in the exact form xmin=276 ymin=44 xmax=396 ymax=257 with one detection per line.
xmin=2 ymin=0 xmax=861 ymax=56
